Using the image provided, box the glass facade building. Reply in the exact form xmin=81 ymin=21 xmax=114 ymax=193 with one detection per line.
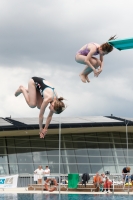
xmin=0 ymin=131 xmax=133 ymax=175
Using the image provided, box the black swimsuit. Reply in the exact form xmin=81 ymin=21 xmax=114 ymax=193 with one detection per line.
xmin=32 ymin=77 xmax=56 ymax=99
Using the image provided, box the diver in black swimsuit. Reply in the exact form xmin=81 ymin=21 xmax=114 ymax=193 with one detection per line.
xmin=15 ymin=76 xmax=66 ymax=138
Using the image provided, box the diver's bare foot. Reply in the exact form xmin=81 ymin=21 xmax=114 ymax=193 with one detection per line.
xmin=15 ymin=86 xmax=23 ymax=97
xmin=79 ymin=74 xmax=86 ymax=83
xmin=85 ymin=75 xmax=90 ymax=83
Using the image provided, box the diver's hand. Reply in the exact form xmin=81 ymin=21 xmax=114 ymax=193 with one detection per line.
xmin=39 ymin=128 xmax=47 ymax=139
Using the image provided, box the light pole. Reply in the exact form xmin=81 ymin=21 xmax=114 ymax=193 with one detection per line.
xmin=125 ymin=120 xmax=129 ymax=166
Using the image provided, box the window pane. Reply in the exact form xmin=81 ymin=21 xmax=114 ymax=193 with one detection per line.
xmin=47 ymin=150 xmax=59 ymax=156
xmin=9 ymin=164 xmax=18 ymax=174
xmin=30 ymin=138 xmax=45 ymax=147
xmin=62 ymin=156 xmax=76 ymax=164
xmin=98 ymin=143 xmax=111 ymax=148
xmin=18 ymin=164 xmax=34 ymax=174
xmin=89 ymin=157 xmax=102 ymax=163
xmin=32 ymin=149 xmax=47 ymax=156
xmin=73 ymin=142 xmax=86 ymax=149
xmin=101 ymin=157 xmax=115 ymax=164
xmin=8 ymin=154 xmax=17 ymax=163
xmin=128 ymin=157 xmax=133 ymax=164
xmin=123 ymin=149 xmax=133 ymax=156
xmin=6 ymin=139 xmax=15 ymax=146
xmin=0 ymin=155 xmax=8 ymax=164
xmin=47 ymin=164 xmax=64 ymax=174
xmin=104 ymin=165 xmax=117 ymax=173
xmin=17 ymin=155 xmax=33 ymax=163
xmin=75 ymin=149 xmax=88 ymax=156
xmin=77 ymin=164 xmax=91 ymax=174
xmin=87 ymin=143 xmax=99 ymax=149
xmin=88 ymin=149 xmax=100 ymax=156
xmin=0 ymin=139 xmax=7 ymax=154
xmin=100 ymin=149 xmax=113 ymax=156
xmin=91 ymin=165 xmax=103 ymax=173
xmin=76 ymin=156 xmax=89 ymax=163
xmin=45 ymin=141 xmax=59 ymax=148
xmin=33 ymin=155 xmax=48 ymax=164
xmin=48 ymin=156 xmax=62 ymax=164
xmin=117 ymin=157 xmax=126 ymax=164
xmin=62 ymin=142 xmax=73 ymax=149
xmin=63 ymin=164 xmax=78 ymax=174
xmin=61 ymin=150 xmax=75 ymax=156
xmin=15 ymin=139 xmax=31 ymax=154
xmin=0 ymin=164 xmax=9 ymax=174
xmin=7 ymin=147 xmax=16 ymax=155
xmin=98 ymin=134 xmax=110 ymax=142
xmin=113 ymin=150 xmax=124 ymax=156
xmin=62 ymin=135 xmax=72 ymax=141
xmin=72 ymin=134 xmax=85 ymax=141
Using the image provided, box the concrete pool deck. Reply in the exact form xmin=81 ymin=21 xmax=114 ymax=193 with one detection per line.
xmin=0 ymin=188 xmax=133 ymax=195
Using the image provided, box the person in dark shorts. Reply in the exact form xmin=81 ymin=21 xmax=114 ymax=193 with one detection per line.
xmin=122 ymin=166 xmax=131 ymax=182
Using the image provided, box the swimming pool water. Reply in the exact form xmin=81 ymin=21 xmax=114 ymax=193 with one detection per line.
xmin=0 ymin=194 xmax=132 ymax=200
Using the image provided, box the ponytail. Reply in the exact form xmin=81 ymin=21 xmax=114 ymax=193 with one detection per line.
xmin=108 ymin=35 xmax=117 ymax=41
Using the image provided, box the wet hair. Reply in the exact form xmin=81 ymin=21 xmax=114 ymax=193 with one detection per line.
xmin=54 ymin=97 xmax=65 ymax=114
xmin=100 ymin=35 xmax=117 ymax=53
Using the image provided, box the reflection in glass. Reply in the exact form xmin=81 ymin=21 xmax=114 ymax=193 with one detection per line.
xmin=47 ymin=156 xmax=62 ymax=164
xmin=32 ymin=149 xmax=47 ymax=156
xmin=62 ymin=141 xmax=73 ymax=148
xmin=8 ymin=154 xmax=17 ymax=163
xmin=17 ymin=154 xmax=33 ymax=163
xmin=91 ymin=165 xmax=103 ymax=173
xmin=101 ymin=157 xmax=115 ymax=164
xmin=32 ymin=155 xmax=48 ymax=164
xmin=75 ymin=149 xmax=88 ymax=155
xmin=112 ymin=150 xmax=124 ymax=156
xmin=76 ymin=156 xmax=89 ymax=163
xmin=117 ymin=157 xmax=126 ymax=164
xmin=89 ymin=157 xmax=102 ymax=163
xmin=48 ymin=164 xmax=64 ymax=174
xmin=77 ymin=164 xmax=91 ymax=174
xmin=100 ymin=149 xmax=113 ymax=156
xmin=0 ymin=131 xmax=131 ymax=175
xmin=61 ymin=149 xmax=75 ymax=156
xmin=0 ymin=155 xmax=8 ymax=164
xmin=9 ymin=164 xmax=18 ymax=174
xmin=104 ymin=165 xmax=117 ymax=173
xmin=18 ymin=164 xmax=34 ymax=174
xmin=88 ymin=149 xmax=100 ymax=156
xmin=62 ymin=156 xmax=76 ymax=164
xmin=47 ymin=150 xmax=59 ymax=156
xmin=0 ymin=164 xmax=9 ymax=175
xmin=63 ymin=164 xmax=78 ymax=174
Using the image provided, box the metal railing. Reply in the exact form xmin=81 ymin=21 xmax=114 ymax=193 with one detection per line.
xmin=0 ymin=173 xmax=132 ymax=194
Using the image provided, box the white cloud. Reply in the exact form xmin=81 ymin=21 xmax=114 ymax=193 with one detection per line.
xmin=0 ymin=0 xmax=133 ymax=119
